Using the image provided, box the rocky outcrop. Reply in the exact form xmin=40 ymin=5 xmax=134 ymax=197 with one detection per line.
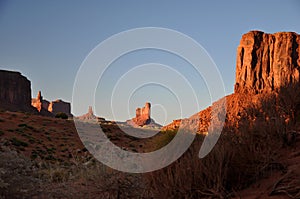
xmin=31 ymin=91 xmax=43 ymax=112
xmin=162 ymin=119 xmax=182 ymax=131
xmin=0 ymin=70 xmax=35 ymax=112
xmin=32 ymin=91 xmax=72 ymax=117
xmin=235 ymin=31 xmax=300 ymax=94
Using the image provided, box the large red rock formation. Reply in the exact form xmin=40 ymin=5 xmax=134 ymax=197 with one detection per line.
xmin=0 ymin=70 xmax=35 ymax=112
xmin=163 ymin=30 xmax=300 ymax=133
xmin=235 ymin=31 xmax=300 ymax=94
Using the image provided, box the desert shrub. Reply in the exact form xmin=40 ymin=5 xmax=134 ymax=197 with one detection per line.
xmin=47 ymin=135 xmax=52 ymax=141
xmin=45 ymin=155 xmax=57 ymax=161
xmin=37 ymin=161 xmax=70 ymax=183
xmin=31 ymin=150 xmax=38 ymax=159
xmin=46 ymin=147 xmax=56 ymax=153
xmin=18 ymin=123 xmax=34 ymax=130
xmin=28 ymin=137 xmax=35 ymax=144
xmin=18 ymin=123 xmax=27 ymax=127
xmin=10 ymin=137 xmax=29 ymax=147
xmin=55 ymin=112 xmax=68 ymax=119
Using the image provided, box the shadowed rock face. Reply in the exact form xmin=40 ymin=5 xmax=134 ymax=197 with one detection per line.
xmin=0 ymin=70 xmax=33 ymax=111
xmin=48 ymin=99 xmax=71 ymax=116
xmin=235 ymin=31 xmax=300 ymax=94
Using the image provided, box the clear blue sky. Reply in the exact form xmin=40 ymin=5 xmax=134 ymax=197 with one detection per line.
xmin=0 ymin=1 xmax=299 ymax=124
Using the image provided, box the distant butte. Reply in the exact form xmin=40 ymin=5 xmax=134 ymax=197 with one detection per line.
xmin=133 ymin=102 xmax=151 ymax=126
xmin=77 ymin=106 xmax=97 ymax=120
xmin=127 ymin=102 xmax=162 ymax=128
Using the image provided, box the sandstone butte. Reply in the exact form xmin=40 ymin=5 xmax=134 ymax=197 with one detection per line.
xmin=127 ymin=102 xmax=152 ymax=127
xmin=163 ymin=30 xmax=300 ymax=133
xmin=31 ymin=91 xmax=72 ymax=117
xmin=235 ymin=31 xmax=300 ymax=94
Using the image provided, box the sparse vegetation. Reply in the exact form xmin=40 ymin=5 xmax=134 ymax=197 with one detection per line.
xmin=144 ymin=87 xmax=300 ymax=198
xmin=154 ymin=129 xmax=177 ymax=150
xmin=0 ymin=149 xmax=41 ymax=198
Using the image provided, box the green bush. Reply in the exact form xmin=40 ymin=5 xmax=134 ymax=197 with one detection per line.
xmin=55 ymin=112 xmax=68 ymax=119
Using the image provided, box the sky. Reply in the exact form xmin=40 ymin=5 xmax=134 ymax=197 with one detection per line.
xmin=0 ymin=1 xmax=299 ymax=125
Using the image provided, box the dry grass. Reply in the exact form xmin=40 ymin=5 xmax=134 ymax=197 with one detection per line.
xmin=143 ymin=91 xmax=297 ymax=198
